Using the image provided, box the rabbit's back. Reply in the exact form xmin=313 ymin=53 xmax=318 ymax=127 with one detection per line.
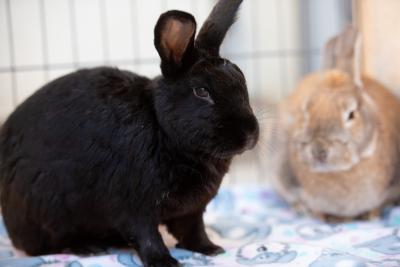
xmin=0 ymin=67 xmax=157 ymax=251
xmin=0 ymin=67 xmax=154 ymax=183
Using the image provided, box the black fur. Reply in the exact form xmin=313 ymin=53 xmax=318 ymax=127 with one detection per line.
xmin=0 ymin=1 xmax=258 ymax=267
xmin=196 ymin=0 xmax=243 ymax=56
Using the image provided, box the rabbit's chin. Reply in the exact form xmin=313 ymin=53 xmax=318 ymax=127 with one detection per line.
xmin=212 ymin=147 xmax=250 ymax=159
xmin=307 ymin=160 xmax=359 ymax=173
xmin=208 ymin=133 xmax=258 ymax=159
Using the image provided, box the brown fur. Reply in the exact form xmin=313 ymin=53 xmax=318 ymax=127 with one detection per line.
xmin=268 ymin=27 xmax=400 ymax=220
xmin=274 ymin=71 xmax=400 ymax=218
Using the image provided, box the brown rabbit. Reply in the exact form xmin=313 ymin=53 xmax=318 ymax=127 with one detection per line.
xmin=269 ymin=26 xmax=400 ymax=220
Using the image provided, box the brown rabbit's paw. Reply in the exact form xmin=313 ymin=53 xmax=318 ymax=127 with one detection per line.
xmin=358 ymin=208 xmax=382 ymax=221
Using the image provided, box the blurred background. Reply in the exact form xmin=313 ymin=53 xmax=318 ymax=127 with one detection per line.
xmin=0 ymin=0 xmax=398 ymax=184
xmin=0 ymin=0 xmax=351 ymax=119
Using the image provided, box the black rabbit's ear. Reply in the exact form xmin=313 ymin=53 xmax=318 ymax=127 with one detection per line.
xmin=154 ymin=11 xmax=197 ymax=78
xmin=196 ymin=0 xmax=242 ymax=56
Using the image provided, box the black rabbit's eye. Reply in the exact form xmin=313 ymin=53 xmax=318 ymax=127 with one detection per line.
xmin=194 ymin=87 xmax=209 ymax=98
xmin=193 ymin=87 xmax=214 ymax=104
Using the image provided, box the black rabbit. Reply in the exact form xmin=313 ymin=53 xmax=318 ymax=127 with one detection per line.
xmin=0 ymin=0 xmax=258 ymax=266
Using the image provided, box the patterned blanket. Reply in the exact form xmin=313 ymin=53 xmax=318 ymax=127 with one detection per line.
xmin=1 ymin=185 xmax=400 ymax=267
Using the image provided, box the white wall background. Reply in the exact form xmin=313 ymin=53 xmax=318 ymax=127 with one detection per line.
xmin=0 ymin=0 xmax=350 ymax=124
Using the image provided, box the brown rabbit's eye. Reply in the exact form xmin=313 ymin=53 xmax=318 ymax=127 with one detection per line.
xmin=347 ymin=111 xmax=355 ymax=120
xmin=193 ymin=87 xmax=214 ymax=104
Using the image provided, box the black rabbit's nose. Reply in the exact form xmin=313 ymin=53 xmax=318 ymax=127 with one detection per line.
xmin=243 ymin=115 xmax=259 ymax=149
xmin=245 ymin=134 xmax=258 ymax=150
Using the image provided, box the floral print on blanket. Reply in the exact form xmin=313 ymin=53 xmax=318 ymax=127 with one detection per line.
xmin=1 ymin=185 xmax=400 ymax=267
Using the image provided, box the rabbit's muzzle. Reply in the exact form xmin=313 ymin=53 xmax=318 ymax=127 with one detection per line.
xmin=311 ymin=140 xmax=328 ymax=163
xmin=242 ymin=114 xmax=259 ymax=150
xmin=297 ymin=136 xmax=360 ymax=173
xmin=216 ymin=112 xmax=259 ymax=157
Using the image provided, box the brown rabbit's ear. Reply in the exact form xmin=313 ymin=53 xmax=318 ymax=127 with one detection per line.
xmin=323 ymin=25 xmax=363 ymax=87
xmin=154 ymin=11 xmax=197 ymax=78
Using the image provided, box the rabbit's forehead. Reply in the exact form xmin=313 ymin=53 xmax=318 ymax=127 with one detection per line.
xmin=301 ymin=94 xmax=352 ymax=129
xmin=308 ymin=89 xmax=358 ymax=115
xmin=307 ymin=99 xmax=340 ymax=122
xmin=190 ymin=57 xmax=224 ymax=71
xmin=190 ymin=58 xmax=245 ymax=88
xmin=215 ymin=61 xmax=245 ymax=84
xmin=191 ymin=58 xmax=241 ymax=75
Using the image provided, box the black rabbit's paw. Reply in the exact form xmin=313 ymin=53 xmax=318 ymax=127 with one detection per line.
xmin=176 ymin=242 xmax=225 ymax=256
xmin=145 ymin=255 xmax=180 ymax=267
xmin=197 ymin=244 xmax=225 ymax=256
